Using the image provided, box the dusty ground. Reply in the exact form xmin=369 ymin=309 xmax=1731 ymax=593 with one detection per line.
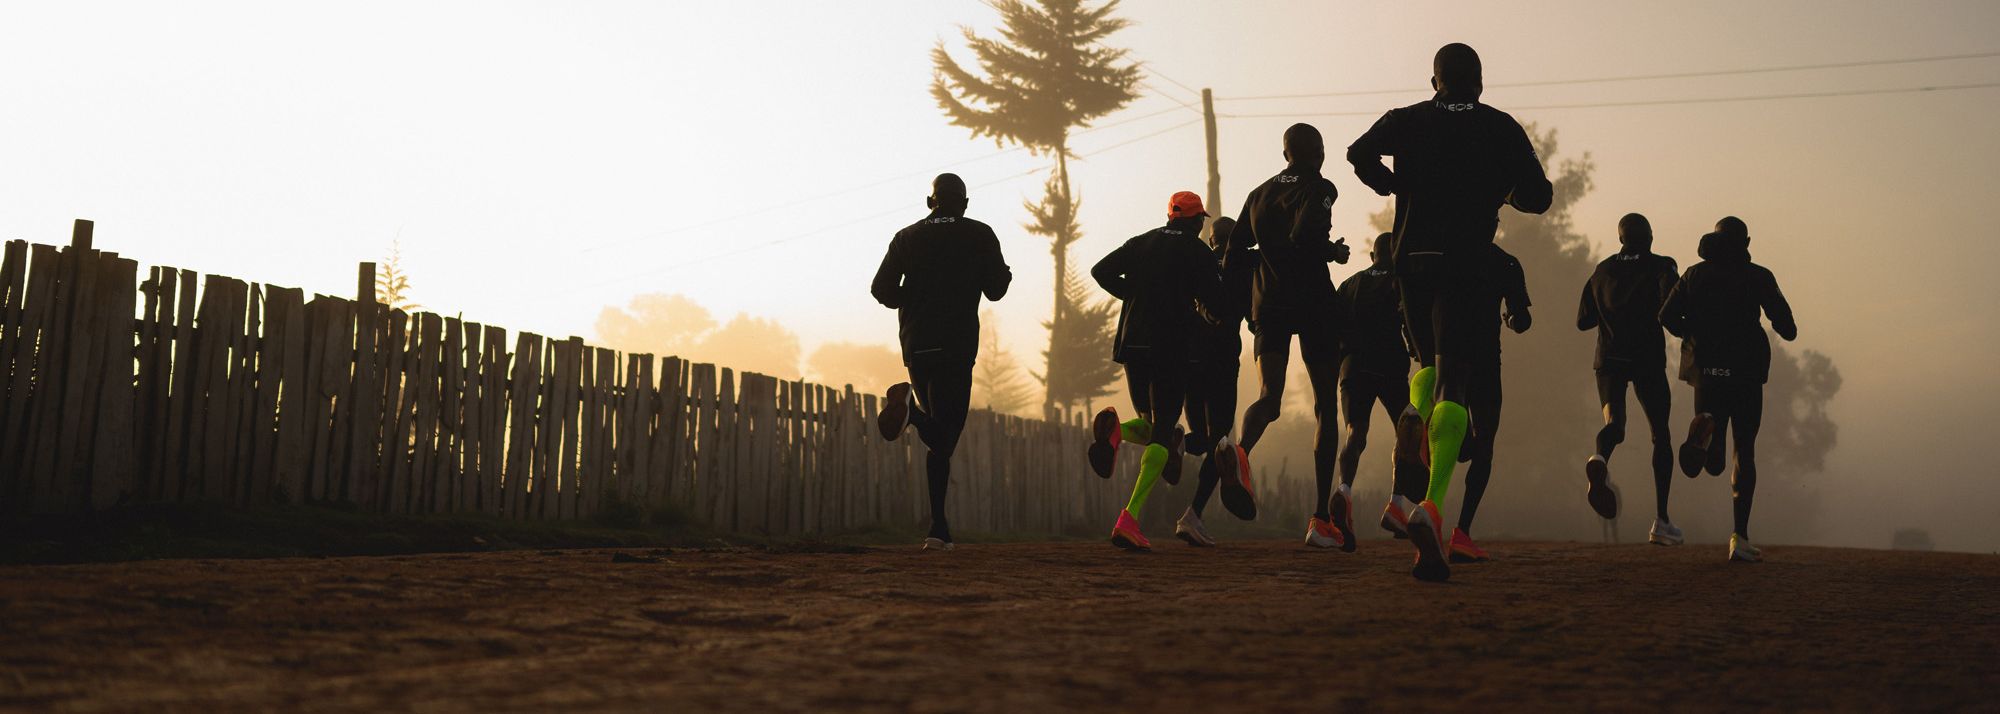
xmin=1 ymin=539 xmax=1995 ymax=712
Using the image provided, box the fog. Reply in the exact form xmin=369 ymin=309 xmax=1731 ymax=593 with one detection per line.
xmin=2 ymin=1 xmax=1994 ymax=550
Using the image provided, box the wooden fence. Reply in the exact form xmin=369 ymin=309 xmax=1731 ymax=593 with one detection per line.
xmin=0 ymin=222 xmax=1314 ymax=538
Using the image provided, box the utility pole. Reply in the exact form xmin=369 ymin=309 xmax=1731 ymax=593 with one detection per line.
xmin=1201 ymin=88 xmax=1221 ymax=239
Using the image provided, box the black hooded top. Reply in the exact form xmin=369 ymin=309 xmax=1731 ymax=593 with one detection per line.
xmin=871 ymin=211 xmax=1012 ymax=366
xmin=1577 ymin=250 xmax=1680 ymax=372
xmin=1659 ymin=233 xmax=1796 ymax=385
xmin=1346 ymin=98 xmax=1553 ymax=271
xmin=1221 ymin=165 xmax=1341 ymax=330
xmin=1093 ymin=217 xmax=1225 ymax=365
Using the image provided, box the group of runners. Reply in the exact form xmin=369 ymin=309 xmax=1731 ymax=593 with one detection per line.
xmin=871 ymin=43 xmax=1796 ymax=580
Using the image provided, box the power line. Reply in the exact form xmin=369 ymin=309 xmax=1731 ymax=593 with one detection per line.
xmin=567 ymin=117 xmax=1203 ymax=292
xmin=1218 ymin=50 xmax=2000 ymax=101
xmin=576 ymin=99 xmax=1190 ymax=255
xmin=1220 ymin=80 xmax=2000 ymax=119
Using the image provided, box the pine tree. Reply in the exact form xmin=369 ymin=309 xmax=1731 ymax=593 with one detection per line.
xmin=975 ymin=310 xmax=1035 ymax=415
xmin=376 ymin=237 xmax=421 ymax=312
xmin=931 ymin=0 xmax=1140 ymax=418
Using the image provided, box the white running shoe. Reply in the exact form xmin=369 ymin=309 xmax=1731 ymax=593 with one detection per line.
xmin=922 ymin=537 xmax=954 ymax=552
xmin=1175 ymin=508 xmax=1217 ymax=547
xmin=1728 ymin=533 xmax=1760 ymax=562
xmin=1648 ymin=519 xmax=1684 ymax=546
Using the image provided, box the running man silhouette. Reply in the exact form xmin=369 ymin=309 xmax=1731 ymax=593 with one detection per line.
xmin=1348 ymin=43 xmax=1553 ymax=581
xmin=1449 ymin=242 xmax=1532 ymax=563
xmin=872 ymin=173 xmax=1012 ymax=551
xmin=1334 ymin=232 xmax=1424 ymax=548
xmin=1659 ymin=216 xmax=1796 ymax=562
xmin=1221 ymin=123 xmax=1354 ymax=551
xmin=1176 ymin=216 xmax=1257 ymax=547
xmin=1088 ymin=191 xmax=1224 ymax=552
xmin=1088 ymin=191 xmax=1225 ymax=551
xmin=1576 ymin=213 xmax=1683 ymax=544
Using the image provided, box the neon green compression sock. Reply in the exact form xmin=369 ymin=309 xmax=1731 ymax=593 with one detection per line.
xmin=1409 ymin=366 xmax=1438 ymax=421
xmin=1119 ymin=418 xmax=1153 ymax=445
xmin=1425 ymin=400 xmax=1469 ymax=505
xmin=1125 ymin=443 xmax=1168 ymax=517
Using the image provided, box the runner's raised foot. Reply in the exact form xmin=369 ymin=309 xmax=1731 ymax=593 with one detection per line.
xmin=1216 ymin=437 xmax=1258 ymax=521
xmin=1089 ymin=407 xmax=1122 ymax=479
xmin=878 ymin=383 xmax=914 ymax=441
xmin=1584 ymin=454 xmax=1619 ymax=519
xmin=1679 ymin=413 xmax=1714 ymax=478
xmin=1329 ymin=484 xmax=1357 ymax=553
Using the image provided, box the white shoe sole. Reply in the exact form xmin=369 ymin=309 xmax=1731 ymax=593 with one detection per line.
xmin=1649 ymin=534 xmax=1684 ymax=546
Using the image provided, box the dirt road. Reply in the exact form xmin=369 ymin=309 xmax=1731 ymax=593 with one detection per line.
xmin=2 ymin=540 xmax=1994 ymax=712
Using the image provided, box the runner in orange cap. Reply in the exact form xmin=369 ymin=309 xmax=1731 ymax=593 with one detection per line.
xmin=1088 ymin=191 xmax=1226 ymax=550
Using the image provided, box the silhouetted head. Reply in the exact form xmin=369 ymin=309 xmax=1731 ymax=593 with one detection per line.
xmin=927 ymin=173 xmax=968 ymax=215
xmin=1714 ymin=216 xmax=1748 ymax=240
xmin=1431 ymin=43 xmax=1483 ymax=101
xmin=1282 ymin=123 xmax=1325 ymax=169
xmin=1699 ymin=216 xmax=1752 ymax=261
xmin=1371 ymin=232 xmax=1394 ymax=264
xmin=1617 ymin=213 xmax=1653 ymax=253
xmin=1208 ymin=216 xmax=1236 ymax=249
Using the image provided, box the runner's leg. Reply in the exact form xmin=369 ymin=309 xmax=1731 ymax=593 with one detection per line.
xmin=1633 ymin=369 xmax=1675 ymax=521
xmin=1239 ymin=333 xmax=1290 ymax=452
xmin=1457 ymin=363 xmax=1501 ymax=533
xmin=1595 ymin=373 xmax=1630 ymax=461
xmin=1731 ymin=385 xmax=1764 ymax=540
xmin=1338 ymin=376 xmax=1375 ymax=488
xmin=912 ymin=362 xmax=972 ymax=542
xmin=1308 ymin=361 xmax=1342 ymax=522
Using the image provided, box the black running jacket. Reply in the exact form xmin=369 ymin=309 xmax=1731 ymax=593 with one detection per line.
xmin=1220 ymin=165 xmax=1341 ymax=332
xmin=1093 ymin=217 xmax=1225 ymax=365
xmin=871 ymin=212 xmax=1012 ymax=366
xmin=1577 ymin=251 xmax=1680 ymax=372
xmin=1347 ymin=97 xmax=1552 ymax=271
xmin=1658 ymin=234 xmax=1796 ymax=385
xmin=1336 ymin=261 xmax=1408 ymax=380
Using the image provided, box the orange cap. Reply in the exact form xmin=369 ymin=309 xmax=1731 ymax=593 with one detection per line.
xmin=1168 ymin=191 xmax=1207 ymax=219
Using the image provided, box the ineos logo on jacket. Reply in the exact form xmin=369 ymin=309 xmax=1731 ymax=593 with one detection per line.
xmin=927 ymin=217 xmax=956 ymax=224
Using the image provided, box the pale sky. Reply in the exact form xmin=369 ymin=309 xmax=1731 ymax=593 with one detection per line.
xmin=3 ymin=1 xmax=1996 ymax=550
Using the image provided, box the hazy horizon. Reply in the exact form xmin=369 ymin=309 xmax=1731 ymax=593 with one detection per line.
xmin=4 ymin=1 xmax=1995 ymax=551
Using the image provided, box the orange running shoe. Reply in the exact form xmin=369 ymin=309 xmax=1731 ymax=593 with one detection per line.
xmin=1380 ymin=495 xmax=1412 ymax=539
xmin=1110 ymin=508 xmax=1151 ymax=551
xmin=1217 ymin=438 xmax=1258 ymax=521
xmin=1304 ymin=516 xmax=1346 ymax=549
xmin=1406 ymin=499 xmax=1451 ymax=582
xmin=1449 ymin=527 xmax=1489 ymax=563
xmin=1328 ymin=485 xmax=1356 ymax=553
